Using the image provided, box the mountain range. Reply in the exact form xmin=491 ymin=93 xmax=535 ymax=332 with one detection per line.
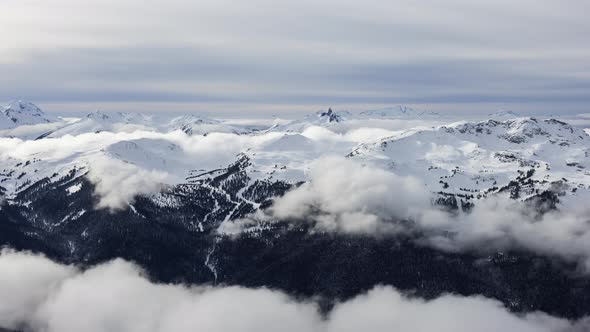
xmin=1 ymin=101 xmax=590 ymax=320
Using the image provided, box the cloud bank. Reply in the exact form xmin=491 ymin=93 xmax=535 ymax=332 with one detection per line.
xmin=86 ymin=156 xmax=170 ymax=211
xmin=270 ymin=156 xmax=429 ymax=233
xmin=0 ymin=249 xmax=584 ymax=332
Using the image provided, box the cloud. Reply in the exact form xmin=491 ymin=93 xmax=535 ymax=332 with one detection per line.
xmin=270 ymin=156 xmax=429 ymax=234
xmin=326 ymin=286 xmax=572 ymax=332
xmin=87 ymin=155 xmax=170 ymax=210
xmin=2 ymin=0 xmax=590 ymax=114
xmin=0 ymin=249 xmax=584 ymax=332
xmin=418 ymin=195 xmax=590 ymax=271
xmin=0 ymin=249 xmax=75 ymax=330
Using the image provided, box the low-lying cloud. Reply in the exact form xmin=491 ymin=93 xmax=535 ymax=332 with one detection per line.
xmin=0 ymin=249 xmax=585 ymax=332
xmin=87 ymin=156 xmax=170 ymax=211
xmin=270 ymin=155 xmax=429 ymax=233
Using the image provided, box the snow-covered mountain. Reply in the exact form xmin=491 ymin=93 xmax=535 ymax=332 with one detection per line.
xmin=350 ymin=117 xmax=590 ymax=206
xmin=2 ymin=108 xmax=588 ymax=214
xmin=305 ymin=108 xmax=350 ymax=123
xmin=167 ymin=114 xmax=260 ymax=135
xmin=2 ymin=106 xmax=590 ymax=321
xmin=271 ymin=108 xmax=351 ymax=132
xmin=43 ymin=110 xmax=157 ymax=137
xmin=0 ymin=101 xmax=57 ymax=129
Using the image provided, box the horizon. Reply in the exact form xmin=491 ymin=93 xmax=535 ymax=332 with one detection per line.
xmin=3 ymin=99 xmax=590 ymax=121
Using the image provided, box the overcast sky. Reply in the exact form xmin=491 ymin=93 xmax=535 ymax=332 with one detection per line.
xmin=1 ymin=0 xmax=589 ymax=116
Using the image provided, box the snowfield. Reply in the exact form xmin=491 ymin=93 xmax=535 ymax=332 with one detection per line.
xmin=1 ymin=103 xmax=588 ymax=214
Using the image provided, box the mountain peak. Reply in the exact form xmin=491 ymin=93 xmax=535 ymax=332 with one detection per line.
xmin=5 ymin=100 xmax=43 ymax=111
xmin=1 ymin=100 xmax=55 ymax=129
xmin=303 ymin=108 xmax=350 ymax=124
xmin=86 ymin=110 xmax=112 ymax=121
xmin=317 ymin=108 xmax=346 ymax=123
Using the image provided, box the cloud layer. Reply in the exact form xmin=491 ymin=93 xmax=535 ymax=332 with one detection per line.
xmin=87 ymin=156 xmax=170 ymax=210
xmin=0 ymin=249 xmax=584 ymax=332
xmin=270 ymin=156 xmax=429 ymax=233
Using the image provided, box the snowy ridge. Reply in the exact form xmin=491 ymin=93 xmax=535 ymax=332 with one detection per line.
xmin=1 ymin=102 xmax=589 ymax=220
xmin=350 ymin=117 xmax=590 ymax=204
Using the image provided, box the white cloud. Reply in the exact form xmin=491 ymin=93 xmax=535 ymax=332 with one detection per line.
xmin=0 ymin=250 xmax=583 ymax=332
xmin=326 ymin=286 xmax=571 ymax=332
xmin=419 ymin=196 xmax=590 ymax=272
xmin=270 ymin=156 xmax=429 ymax=234
xmin=87 ymin=155 xmax=170 ymax=210
xmin=0 ymin=249 xmax=75 ymax=330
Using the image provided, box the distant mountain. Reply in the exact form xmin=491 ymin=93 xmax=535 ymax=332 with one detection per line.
xmin=350 ymin=117 xmax=589 ymax=203
xmin=2 ymin=110 xmax=590 ymax=321
xmin=272 ymin=108 xmax=352 ymax=132
xmin=0 ymin=101 xmax=57 ymax=129
xmin=85 ymin=110 xmax=153 ymax=124
xmin=309 ymin=108 xmax=350 ymax=123
xmin=41 ymin=110 xmax=155 ymax=137
xmin=167 ymin=114 xmax=255 ymax=135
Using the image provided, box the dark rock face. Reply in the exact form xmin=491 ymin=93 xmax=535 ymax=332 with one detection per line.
xmin=318 ymin=108 xmax=343 ymax=123
xmin=1 ymin=158 xmax=590 ymax=320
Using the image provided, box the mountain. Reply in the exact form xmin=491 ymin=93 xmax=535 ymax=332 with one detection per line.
xmin=350 ymin=117 xmax=589 ymax=206
xmin=271 ymin=108 xmax=351 ymax=132
xmin=2 ymin=111 xmax=590 ymax=320
xmin=0 ymin=101 xmax=57 ymax=129
xmin=2 ymin=114 xmax=588 ymax=209
xmin=167 ymin=114 xmax=257 ymax=135
xmin=306 ymin=108 xmax=350 ymax=123
xmin=43 ymin=110 xmax=156 ymax=137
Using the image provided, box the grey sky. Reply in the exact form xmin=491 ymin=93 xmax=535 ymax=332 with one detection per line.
xmin=1 ymin=0 xmax=589 ymax=115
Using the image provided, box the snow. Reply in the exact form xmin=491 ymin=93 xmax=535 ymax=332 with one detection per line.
xmin=0 ymin=101 xmax=57 ymax=130
xmin=66 ymin=183 xmax=82 ymax=195
xmin=350 ymin=117 xmax=590 ymax=201
xmin=1 ymin=105 xmax=589 ymax=213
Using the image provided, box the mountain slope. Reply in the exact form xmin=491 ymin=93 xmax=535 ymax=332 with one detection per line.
xmin=349 ymin=117 xmax=590 ymax=205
